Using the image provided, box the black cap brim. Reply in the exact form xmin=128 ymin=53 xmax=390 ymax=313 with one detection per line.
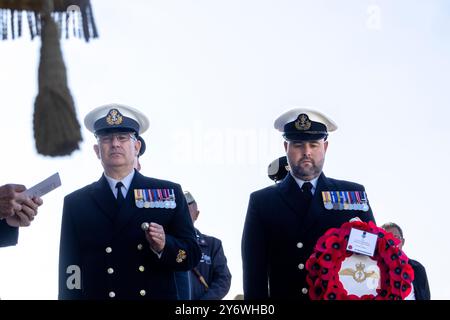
xmin=283 ymin=132 xmax=328 ymax=141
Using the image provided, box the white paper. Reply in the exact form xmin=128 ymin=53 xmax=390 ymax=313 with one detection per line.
xmin=22 ymin=173 xmax=62 ymax=198
xmin=346 ymin=228 xmax=377 ymax=257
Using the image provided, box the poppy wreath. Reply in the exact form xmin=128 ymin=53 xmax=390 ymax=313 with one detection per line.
xmin=305 ymin=220 xmax=414 ymax=300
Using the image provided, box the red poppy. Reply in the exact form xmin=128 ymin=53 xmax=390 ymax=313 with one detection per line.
xmin=400 ymin=263 xmax=415 ymax=283
xmin=317 ymin=252 xmax=335 ymax=269
xmin=323 ymin=227 xmax=340 ymax=238
xmin=325 ymin=236 xmax=345 ymax=259
xmin=323 ymin=280 xmax=346 ymax=300
xmin=314 ymin=235 xmax=328 ymax=253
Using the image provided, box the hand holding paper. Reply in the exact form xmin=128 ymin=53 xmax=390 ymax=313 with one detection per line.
xmin=3 ymin=173 xmax=60 ymax=227
xmin=0 ymin=184 xmax=26 ymax=218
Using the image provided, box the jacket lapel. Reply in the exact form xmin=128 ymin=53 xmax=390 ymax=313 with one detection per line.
xmin=276 ymin=172 xmax=335 ymax=233
xmin=276 ymin=173 xmax=310 ymax=217
xmin=301 ymin=172 xmax=333 ymax=232
xmin=89 ymin=175 xmax=119 ymax=222
xmin=114 ymin=170 xmax=147 ymax=234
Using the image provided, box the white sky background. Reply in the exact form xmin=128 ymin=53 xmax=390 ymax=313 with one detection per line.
xmin=1 ymin=0 xmax=449 ymax=299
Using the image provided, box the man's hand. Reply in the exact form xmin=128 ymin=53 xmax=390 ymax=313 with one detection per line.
xmin=144 ymin=222 xmax=166 ymax=253
xmin=0 ymin=184 xmax=27 ymax=219
xmin=1 ymin=183 xmax=43 ymax=227
xmin=6 ymin=197 xmax=43 ymax=227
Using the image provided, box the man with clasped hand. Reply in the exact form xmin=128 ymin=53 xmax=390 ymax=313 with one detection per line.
xmin=58 ymin=103 xmax=200 ymax=299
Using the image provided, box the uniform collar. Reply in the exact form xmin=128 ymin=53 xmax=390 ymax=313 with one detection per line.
xmin=104 ymin=169 xmax=135 ymax=196
xmin=289 ymin=172 xmax=320 ymax=194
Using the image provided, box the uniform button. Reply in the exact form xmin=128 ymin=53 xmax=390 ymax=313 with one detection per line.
xmin=105 ymin=247 xmax=112 ymax=253
xmin=140 ymin=290 xmax=146 ymax=296
xmin=297 ymin=242 xmax=304 ymax=249
xmin=139 ymin=266 xmax=145 ymax=272
xmin=109 ymin=291 xmax=116 ymax=298
xmin=137 ymin=244 xmax=143 ymax=250
xmin=107 ymin=268 xmax=114 ymax=274
xmin=301 ymin=288 xmax=308 ymax=295
xmin=298 ymin=263 xmax=305 ymax=270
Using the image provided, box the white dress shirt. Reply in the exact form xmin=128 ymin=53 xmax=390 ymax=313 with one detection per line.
xmin=104 ymin=169 xmax=135 ymax=199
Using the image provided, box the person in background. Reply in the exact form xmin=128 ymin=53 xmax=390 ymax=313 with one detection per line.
xmin=267 ymin=156 xmax=289 ymax=183
xmin=184 ymin=191 xmax=232 ymax=300
xmin=382 ymin=222 xmax=431 ymax=300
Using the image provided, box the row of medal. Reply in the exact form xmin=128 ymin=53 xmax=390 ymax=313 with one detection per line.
xmin=134 ymin=189 xmax=176 ymax=209
xmin=321 ymin=191 xmax=369 ymax=212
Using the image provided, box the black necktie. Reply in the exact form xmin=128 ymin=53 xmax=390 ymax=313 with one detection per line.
xmin=116 ymin=182 xmax=125 ymax=207
xmin=301 ymin=182 xmax=313 ymax=203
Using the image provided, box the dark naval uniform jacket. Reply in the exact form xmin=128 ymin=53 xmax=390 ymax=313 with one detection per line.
xmin=242 ymin=172 xmax=375 ymax=300
xmin=58 ymin=170 xmax=201 ymax=300
xmin=410 ymin=259 xmax=431 ymax=300
xmin=189 ymin=228 xmax=232 ymax=300
xmin=0 ymin=220 xmax=18 ymax=247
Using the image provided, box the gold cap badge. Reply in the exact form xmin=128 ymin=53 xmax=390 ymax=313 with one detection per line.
xmin=294 ymin=113 xmax=312 ymax=131
xmin=106 ymin=109 xmax=123 ymax=126
xmin=176 ymin=249 xmax=187 ymax=263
